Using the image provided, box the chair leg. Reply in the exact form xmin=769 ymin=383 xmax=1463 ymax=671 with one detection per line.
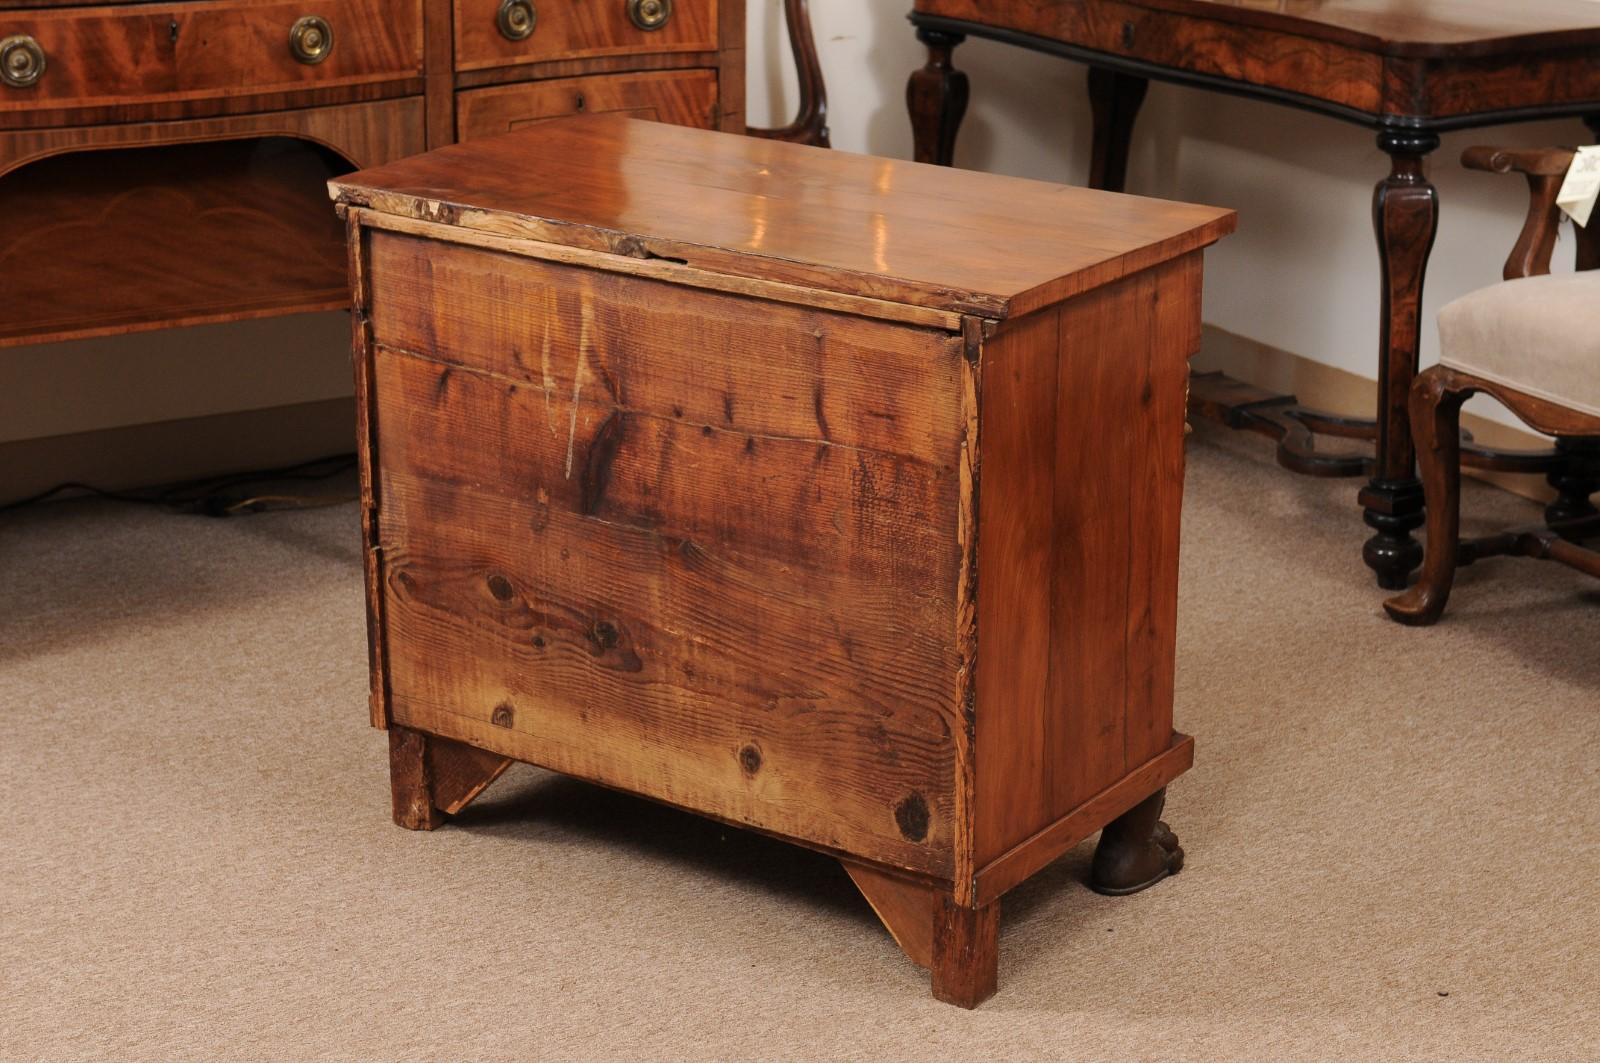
xmin=1385 ymin=368 xmax=1470 ymax=626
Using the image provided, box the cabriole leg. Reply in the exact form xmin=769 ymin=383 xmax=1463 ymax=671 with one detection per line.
xmin=1384 ymin=368 xmax=1469 ymax=626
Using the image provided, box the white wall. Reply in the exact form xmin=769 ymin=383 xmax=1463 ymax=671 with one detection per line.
xmin=748 ymin=0 xmax=1592 ymax=427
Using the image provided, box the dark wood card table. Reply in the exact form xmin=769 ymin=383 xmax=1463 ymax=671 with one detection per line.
xmin=330 ymin=115 xmax=1234 ymax=1007
xmin=907 ymin=0 xmax=1600 ymax=589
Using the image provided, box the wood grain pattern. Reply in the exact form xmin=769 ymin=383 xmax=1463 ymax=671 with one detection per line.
xmin=714 ymin=0 xmax=743 ymax=132
xmin=0 ymin=92 xmax=424 ymax=183
xmin=348 ymin=115 xmax=1226 ymax=1004
xmin=456 ymin=69 xmax=716 ymax=141
xmin=972 ymin=254 xmax=1200 ymax=867
xmin=422 ymin=0 xmax=455 ymax=146
xmin=931 ymin=896 xmax=998 ymax=1009
xmin=842 ymin=861 xmax=937 ymax=969
xmin=915 ymin=0 xmax=1600 ymax=60
xmin=916 ymin=0 xmax=1383 ymax=113
xmin=0 ymin=97 xmax=424 ymax=349
xmin=329 ymin=115 xmax=1236 ymax=320
xmin=1386 ymin=49 xmax=1600 ymax=121
xmin=913 ymin=0 xmax=1600 ymax=122
xmin=969 ymin=308 xmax=1058 ymax=868
xmin=389 ymin=724 xmax=513 ymax=829
xmin=454 ymin=0 xmax=714 ymax=73
xmin=365 ymin=237 xmax=971 ymax=872
xmin=2 ymin=138 xmax=343 ymax=347
xmin=365 ymin=231 xmax=966 ymax=462
xmin=379 ymin=472 xmax=960 ymax=876
xmin=974 ymin=734 xmax=1194 ymax=905
xmin=0 ymin=0 xmax=423 ymax=122
xmin=351 ymin=208 xmax=964 ymax=331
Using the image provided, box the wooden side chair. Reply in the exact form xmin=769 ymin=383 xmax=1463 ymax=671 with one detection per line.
xmin=1385 ymin=146 xmax=1600 ymax=626
xmin=747 ymin=0 xmax=830 ymax=148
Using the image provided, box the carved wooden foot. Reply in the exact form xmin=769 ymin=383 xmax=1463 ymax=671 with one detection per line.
xmin=843 ymin=861 xmax=999 ymax=1008
xmin=389 ymin=725 xmax=513 ymax=830
xmin=1089 ymin=788 xmax=1184 ymax=896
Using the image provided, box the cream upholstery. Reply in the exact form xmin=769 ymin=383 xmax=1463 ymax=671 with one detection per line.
xmin=1437 ymin=272 xmax=1600 ymax=419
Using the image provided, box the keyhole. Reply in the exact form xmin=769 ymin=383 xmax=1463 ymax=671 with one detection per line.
xmin=575 ymin=92 xmax=586 ymax=112
xmin=170 ymin=20 xmax=180 ymax=43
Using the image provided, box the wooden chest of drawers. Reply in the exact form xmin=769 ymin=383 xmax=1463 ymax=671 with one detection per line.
xmin=330 ymin=115 xmax=1234 ymax=1007
xmin=0 ymin=0 xmax=745 ymax=349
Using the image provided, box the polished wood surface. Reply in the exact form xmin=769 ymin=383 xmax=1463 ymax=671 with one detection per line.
xmin=0 ymin=96 xmax=425 ymax=348
xmin=0 ymin=1 xmax=827 ymax=355
xmin=337 ymin=117 xmax=1231 ymax=1006
xmin=330 ymin=114 xmax=1235 ymax=319
xmin=913 ymin=0 xmax=1600 ymax=122
xmin=1055 ymin=0 xmax=1600 ymax=55
xmin=454 ymin=0 xmax=716 ymax=73
xmin=910 ymin=0 xmax=1600 ymax=590
xmin=0 ymin=0 xmax=424 ymax=128
xmin=455 ymin=68 xmax=718 ymax=140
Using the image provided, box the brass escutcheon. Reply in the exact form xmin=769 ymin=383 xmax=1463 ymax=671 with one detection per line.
xmin=497 ymin=0 xmax=536 ymax=41
xmin=1 ymin=34 xmax=44 ymax=88
xmin=627 ymin=0 xmax=672 ymax=31
xmin=289 ymin=15 xmax=333 ymax=64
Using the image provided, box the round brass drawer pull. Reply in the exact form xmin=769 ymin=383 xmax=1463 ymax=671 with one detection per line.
xmin=1 ymin=34 xmax=45 ymax=89
xmin=627 ymin=0 xmax=672 ymax=31
xmin=497 ymin=0 xmax=536 ymax=41
xmin=289 ymin=15 xmax=334 ymax=65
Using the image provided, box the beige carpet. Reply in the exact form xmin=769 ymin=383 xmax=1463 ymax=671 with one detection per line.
xmin=2 ymin=423 xmax=1597 ymax=1062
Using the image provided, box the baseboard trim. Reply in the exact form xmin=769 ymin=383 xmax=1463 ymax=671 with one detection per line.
xmin=1196 ymin=326 xmax=1556 ymax=504
xmin=0 ymin=398 xmax=356 ymax=507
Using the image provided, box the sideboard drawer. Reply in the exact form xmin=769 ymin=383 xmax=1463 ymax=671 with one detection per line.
xmin=454 ymin=0 xmax=715 ymax=74
xmin=455 ymin=69 xmax=716 ymax=140
xmin=0 ymin=0 xmax=423 ymax=118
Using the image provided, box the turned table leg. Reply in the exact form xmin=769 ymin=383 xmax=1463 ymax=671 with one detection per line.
xmin=1361 ymin=129 xmax=1440 ymax=591
xmin=1086 ymin=67 xmax=1148 ymax=193
xmin=907 ymin=28 xmax=968 ymax=166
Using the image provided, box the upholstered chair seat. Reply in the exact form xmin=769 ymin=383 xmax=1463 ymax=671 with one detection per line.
xmin=1437 ymin=272 xmax=1600 ymax=417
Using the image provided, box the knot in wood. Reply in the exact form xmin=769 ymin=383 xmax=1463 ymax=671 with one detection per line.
xmin=894 ymin=794 xmax=930 ymax=843
xmin=589 ymin=619 xmax=620 ymax=650
xmin=738 ymin=743 xmax=763 ymax=776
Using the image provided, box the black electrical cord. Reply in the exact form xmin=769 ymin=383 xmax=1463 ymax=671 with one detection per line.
xmin=0 ymin=453 xmax=358 ymax=517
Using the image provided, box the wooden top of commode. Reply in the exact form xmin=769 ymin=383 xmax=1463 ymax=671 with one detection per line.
xmin=329 ymin=115 xmax=1235 ymax=322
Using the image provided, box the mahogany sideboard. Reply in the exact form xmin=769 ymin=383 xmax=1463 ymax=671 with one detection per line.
xmin=907 ymin=0 xmax=1600 ymax=590
xmin=330 ymin=115 xmax=1234 ymax=1007
xmin=1 ymin=0 xmax=825 ymax=354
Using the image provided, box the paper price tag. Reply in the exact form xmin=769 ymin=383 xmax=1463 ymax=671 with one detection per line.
xmin=1556 ymin=145 xmax=1600 ymax=228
